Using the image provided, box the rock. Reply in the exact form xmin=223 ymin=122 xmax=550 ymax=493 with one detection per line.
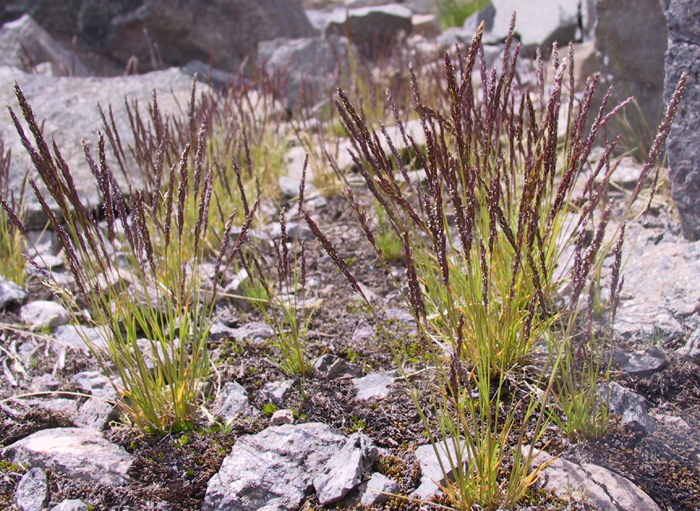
xmin=527 ymin=447 xmax=661 ymax=510
xmin=3 ymin=427 xmax=133 ymax=487
xmin=74 ymin=397 xmax=119 ymax=429
xmin=270 ymin=409 xmax=294 ymax=426
xmin=70 ymin=371 xmax=117 ymax=400
xmin=411 ymin=14 xmax=441 ymax=38
xmin=260 ymin=379 xmax=295 ymax=406
xmin=1 ymin=67 xmax=209 ymax=229
xmin=612 ymin=346 xmax=668 ymax=377
xmin=676 ymin=326 xmax=700 ymax=364
xmin=413 ymin=438 xmax=467 ymax=500
xmin=611 ymin=225 xmax=700 ymax=345
xmin=664 ymin=0 xmax=700 ymax=240
xmin=0 ymin=275 xmax=26 ymax=309
xmin=30 ymin=373 xmax=60 ymax=392
xmin=352 ymin=371 xmax=397 ymax=400
xmin=359 ymin=472 xmax=399 ymax=507
xmin=490 ymin=0 xmax=579 ymax=50
xmin=14 ymin=467 xmax=49 ymax=511
xmin=53 ymin=324 xmax=110 ymax=354
xmin=29 ymin=253 xmax=64 ymax=272
xmin=202 ymin=422 xmax=346 ymax=511
xmin=258 ymin=37 xmax=338 ymax=111
xmin=599 ymin=381 xmax=656 ymax=436
xmin=18 ymin=398 xmax=79 ymax=416
xmin=0 ymin=14 xmax=88 ymax=76
xmin=313 ymin=353 xmax=363 ymax=379
xmin=231 ymin=322 xmax=274 ymax=344
xmin=463 ymin=2 xmax=496 ymax=33
xmin=50 ymin=500 xmax=89 ymax=511
xmin=20 ymin=300 xmax=70 ymax=330
xmin=385 ymin=308 xmax=415 ymax=323
xmin=352 ymin=321 xmax=375 ymax=343
xmin=314 ymin=433 xmax=379 ymax=504
xmin=325 ymin=5 xmax=413 ymax=59
xmin=211 ymin=382 xmax=253 ymax=423
xmin=208 ymin=321 xmax=236 ymax=343
xmin=595 ymin=0 xmax=668 ymax=145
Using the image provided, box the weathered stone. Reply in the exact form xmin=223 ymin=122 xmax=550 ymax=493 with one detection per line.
xmin=1 ymin=67 xmax=208 ymax=229
xmin=314 ymin=433 xmax=379 ymax=504
xmin=527 ymin=447 xmax=661 ymax=510
xmin=612 ymin=346 xmax=669 ymax=377
xmin=664 ymin=0 xmax=700 ymax=240
xmin=413 ymin=438 xmax=467 ymax=500
xmin=211 ymin=382 xmax=253 ymax=423
xmin=612 ymin=225 xmax=700 ymax=345
xmin=74 ymin=397 xmax=119 ymax=429
xmin=19 ymin=398 xmax=79 ymax=416
xmin=30 ymin=373 xmax=60 ymax=392
xmin=313 ymin=353 xmax=363 ymax=379
xmin=0 ymin=275 xmax=26 ymax=310
xmin=208 ymin=321 xmax=236 ymax=343
xmin=202 ymin=423 xmax=346 ymax=511
xmin=325 ymin=5 xmax=413 ymax=59
xmin=595 ymin=0 xmax=668 ymax=145
xmin=260 ymin=379 xmax=295 ymax=406
xmin=258 ymin=37 xmax=338 ymax=111
xmin=463 ymin=2 xmax=495 ymax=34
xmin=351 ymin=321 xmax=375 ymax=343
xmin=231 ymin=322 xmax=274 ymax=344
xmin=412 ymin=14 xmax=441 ymax=38
xmin=676 ymin=326 xmax=700 ymax=364
xmin=3 ymin=427 xmax=133 ymax=486
xmin=0 ymin=14 xmax=88 ymax=76
xmin=50 ymin=500 xmax=89 ymax=511
xmin=53 ymin=324 xmax=110 ymax=354
xmin=358 ymin=472 xmax=399 ymax=507
xmin=270 ymin=409 xmax=294 ymax=426
xmin=20 ymin=300 xmax=70 ymax=330
xmin=491 ymin=0 xmax=579 ymax=50
xmin=384 ymin=308 xmax=415 ymax=324
xmin=14 ymin=467 xmax=49 ymax=511
xmin=70 ymin=371 xmax=116 ymax=400
xmin=600 ymin=381 xmax=656 ymax=436
xmin=352 ymin=371 xmax=396 ymax=400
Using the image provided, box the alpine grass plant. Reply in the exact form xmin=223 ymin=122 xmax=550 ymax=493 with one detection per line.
xmin=0 ymin=139 xmax=27 ymax=285
xmin=303 ymin=19 xmax=687 ymax=508
xmin=5 ymin=82 xmax=257 ymax=433
xmin=436 ymin=0 xmax=491 ymax=29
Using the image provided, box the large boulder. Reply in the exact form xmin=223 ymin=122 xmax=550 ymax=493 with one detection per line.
xmin=325 ymin=4 xmax=413 ymax=59
xmin=0 ymin=66 xmax=208 ymax=228
xmin=0 ymin=15 xmax=89 ymax=76
xmin=594 ymin=0 xmax=668 ymax=150
xmin=1 ymin=0 xmax=317 ymax=73
xmin=664 ymin=0 xmax=700 ymax=240
xmin=490 ymin=0 xmax=580 ymax=51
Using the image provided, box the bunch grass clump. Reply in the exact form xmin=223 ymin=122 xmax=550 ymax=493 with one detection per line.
xmin=0 ymin=139 xmax=27 ymax=285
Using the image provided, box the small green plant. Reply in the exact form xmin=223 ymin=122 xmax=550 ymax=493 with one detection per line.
xmin=263 ymin=402 xmax=278 ymax=415
xmin=0 ymin=138 xmax=27 ymax=285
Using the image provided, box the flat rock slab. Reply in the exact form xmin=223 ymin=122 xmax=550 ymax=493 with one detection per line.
xmin=527 ymin=448 xmax=661 ymax=510
xmin=3 ymin=427 xmax=134 ymax=487
xmin=413 ymin=438 xmax=467 ymax=500
xmin=352 ymin=371 xmax=396 ymax=400
xmin=202 ymin=422 xmax=346 ymax=511
xmin=613 ymin=346 xmax=669 ymax=377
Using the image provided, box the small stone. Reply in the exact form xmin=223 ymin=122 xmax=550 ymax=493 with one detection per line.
xmin=74 ymin=397 xmax=119 ymax=430
xmin=351 ymin=321 xmax=375 ymax=343
xmin=599 ymin=382 xmax=656 ymax=436
xmin=50 ymin=500 xmax=89 ymax=511
xmin=3 ymin=427 xmax=133 ymax=487
xmin=359 ymin=472 xmax=399 ymax=507
xmin=14 ymin=467 xmax=49 ymax=511
xmin=352 ymin=371 xmax=396 ymax=400
xmin=20 ymin=300 xmax=69 ymax=330
xmin=22 ymin=398 xmax=78 ymax=416
xmin=70 ymin=371 xmax=116 ymax=400
xmin=30 ymin=373 xmax=60 ymax=392
xmin=613 ymin=346 xmax=668 ymax=377
xmin=260 ymin=379 xmax=295 ymax=406
xmin=231 ymin=322 xmax=274 ymax=344
xmin=211 ymin=382 xmax=252 ymax=423
xmin=384 ymin=308 xmax=415 ymax=324
xmin=29 ymin=253 xmax=64 ymax=271
xmin=676 ymin=326 xmax=700 ymax=364
xmin=0 ymin=275 xmax=26 ymax=310
xmin=413 ymin=438 xmax=467 ymax=500
xmin=314 ymin=433 xmax=379 ymax=504
xmin=53 ymin=324 xmax=109 ymax=354
xmin=270 ymin=409 xmax=294 ymax=426
xmin=209 ymin=321 xmax=236 ymax=342
xmin=313 ymin=353 xmax=363 ymax=379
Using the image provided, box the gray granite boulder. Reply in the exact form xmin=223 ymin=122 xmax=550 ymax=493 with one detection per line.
xmin=325 ymin=4 xmax=413 ymax=59
xmin=664 ymin=0 xmax=700 ymax=240
xmin=3 ymin=427 xmax=134 ymax=487
xmin=202 ymin=422 xmax=346 ymax=511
